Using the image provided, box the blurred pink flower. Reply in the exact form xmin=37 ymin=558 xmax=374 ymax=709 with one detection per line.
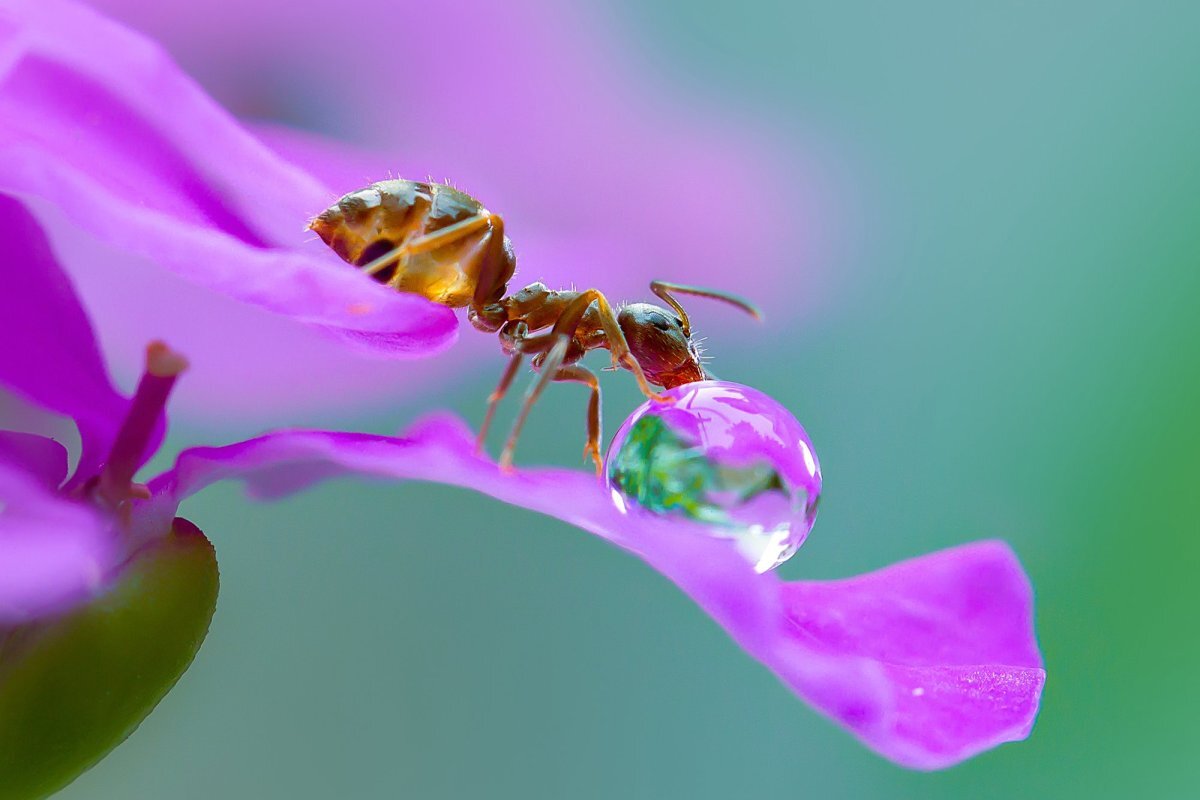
xmin=1 ymin=0 xmax=831 ymax=426
xmin=90 ymin=0 xmax=828 ymax=307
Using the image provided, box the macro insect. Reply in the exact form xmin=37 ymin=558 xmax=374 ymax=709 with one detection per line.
xmin=309 ymin=179 xmax=761 ymax=472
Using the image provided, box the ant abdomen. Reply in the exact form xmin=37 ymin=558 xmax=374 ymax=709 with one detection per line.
xmin=309 ymin=179 xmax=515 ymax=308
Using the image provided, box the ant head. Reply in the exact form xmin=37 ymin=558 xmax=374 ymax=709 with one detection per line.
xmin=617 ymin=303 xmax=706 ymax=388
xmin=618 ymin=282 xmax=764 ymax=389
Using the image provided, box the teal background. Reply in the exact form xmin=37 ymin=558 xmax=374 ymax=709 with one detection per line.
xmin=64 ymin=2 xmax=1199 ymax=798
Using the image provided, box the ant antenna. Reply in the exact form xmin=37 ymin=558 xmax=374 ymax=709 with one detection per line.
xmin=649 ymin=280 xmax=764 ymax=337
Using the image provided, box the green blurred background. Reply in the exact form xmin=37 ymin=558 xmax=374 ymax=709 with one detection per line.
xmin=65 ymin=2 xmax=1199 ymax=798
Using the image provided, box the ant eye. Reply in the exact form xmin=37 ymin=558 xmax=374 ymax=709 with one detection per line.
xmin=650 ymin=315 xmax=672 ymax=332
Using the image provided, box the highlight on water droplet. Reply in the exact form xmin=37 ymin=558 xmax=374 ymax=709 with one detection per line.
xmin=604 ymin=381 xmax=821 ymax=572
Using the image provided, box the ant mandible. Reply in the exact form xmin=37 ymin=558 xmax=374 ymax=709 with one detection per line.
xmin=309 ymin=179 xmax=762 ymax=473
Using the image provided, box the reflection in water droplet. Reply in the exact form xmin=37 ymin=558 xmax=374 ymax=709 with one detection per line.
xmin=604 ymin=381 xmax=821 ymax=572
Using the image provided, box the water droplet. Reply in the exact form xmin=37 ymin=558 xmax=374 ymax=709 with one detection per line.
xmin=605 ymin=381 xmax=821 ymax=572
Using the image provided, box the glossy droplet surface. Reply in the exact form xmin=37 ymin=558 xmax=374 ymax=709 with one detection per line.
xmin=605 ymin=381 xmax=821 ymax=572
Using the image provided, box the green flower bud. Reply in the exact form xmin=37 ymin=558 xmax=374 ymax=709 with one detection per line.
xmin=0 ymin=518 xmax=218 ymax=800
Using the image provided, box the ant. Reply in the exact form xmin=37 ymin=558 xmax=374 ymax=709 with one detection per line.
xmin=310 ymin=179 xmax=761 ymax=473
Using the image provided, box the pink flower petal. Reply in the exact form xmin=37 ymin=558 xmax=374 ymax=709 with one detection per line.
xmin=779 ymin=544 xmax=1045 ymax=767
xmin=144 ymin=413 xmax=1043 ymax=768
xmin=782 ymin=540 xmax=1041 ymax=668
xmin=0 ymin=431 xmax=67 ymax=490
xmin=0 ymin=0 xmax=457 ymax=364
xmin=0 ymin=457 xmax=116 ymax=623
xmin=0 ymin=195 xmax=132 ymax=485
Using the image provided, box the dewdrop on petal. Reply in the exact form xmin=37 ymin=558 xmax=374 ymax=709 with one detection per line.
xmin=604 ymin=381 xmax=821 ymax=572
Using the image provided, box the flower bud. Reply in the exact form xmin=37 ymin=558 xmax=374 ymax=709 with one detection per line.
xmin=0 ymin=519 xmax=218 ymax=800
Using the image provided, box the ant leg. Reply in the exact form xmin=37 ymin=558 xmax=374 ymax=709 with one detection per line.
xmin=499 ymin=334 xmax=570 ymax=471
xmin=499 ymin=350 xmax=601 ymax=471
xmin=477 ymin=320 xmax=529 ymax=452
xmin=472 ymin=215 xmax=511 ymax=307
xmin=552 ymin=364 xmax=603 ymax=475
xmin=477 ymin=351 xmax=524 ymax=452
xmin=511 ymin=290 xmax=665 ymax=402
xmin=358 ymin=213 xmax=501 ymax=278
xmin=570 ymin=290 xmax=664 ymax=402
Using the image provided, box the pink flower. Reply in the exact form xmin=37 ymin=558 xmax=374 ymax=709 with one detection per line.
xmin=1 ymin=193 xmax=181 ymax=620
xmin=0 ymin=0 xmax=1043 ymax=775
xmin=0 ymin=205 xmax=219 ymax=797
